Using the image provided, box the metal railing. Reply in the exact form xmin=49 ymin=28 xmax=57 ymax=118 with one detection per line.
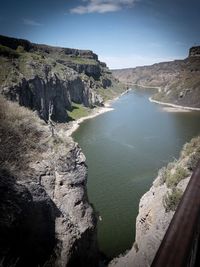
xmin=151 ymin=162 xmax=200 ymax=267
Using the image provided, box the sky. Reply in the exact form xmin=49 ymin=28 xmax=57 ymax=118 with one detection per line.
xmin=0 ymin=0 xmax=200 ymax=69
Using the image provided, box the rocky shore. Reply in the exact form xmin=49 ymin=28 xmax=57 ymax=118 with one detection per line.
xmin=149 ymin=97 xmax=200 ymax=111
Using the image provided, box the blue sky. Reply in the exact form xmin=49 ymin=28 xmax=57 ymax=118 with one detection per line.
xmin=1 ymin=0 xmax=200 ymax=68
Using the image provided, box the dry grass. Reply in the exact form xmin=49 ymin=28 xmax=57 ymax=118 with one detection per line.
xmin=0 ymin=96 xmax=49 ymax=176
xmin=163 ymin=188 xmax=183 ymax=212
xmin=165 ymin=166 xmax=189 ymax=188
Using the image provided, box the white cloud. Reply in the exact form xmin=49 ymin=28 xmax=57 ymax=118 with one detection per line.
xmin=99 ymin=54 xmax=175 ymax=69
xmin=23 ymin=18 xmax=42 ymax=26
xmin=70 ymin=0 xmax=138 ymax=14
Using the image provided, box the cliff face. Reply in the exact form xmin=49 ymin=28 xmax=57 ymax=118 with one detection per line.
xmin=189 ymin=46 xmax=200 ymax=57
xmin=109 ymin=137 xmax=200 ymax=267
xmin=0 ymin=97 xmax=98 ymax=267
xmin=0 ymin=35 xmax=121 ymax=122
xmin=0 ymin=35 xmax=125 ymax=267
xmin=112 ymin=47 xmax=200 ymax=108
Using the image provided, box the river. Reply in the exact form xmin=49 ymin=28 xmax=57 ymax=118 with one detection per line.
xmin=72 ymin=88 xmax=200 ymax=258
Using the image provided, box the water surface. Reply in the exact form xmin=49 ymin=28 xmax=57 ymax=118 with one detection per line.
xmin=73 ymin=88 xmax=200 ymax=258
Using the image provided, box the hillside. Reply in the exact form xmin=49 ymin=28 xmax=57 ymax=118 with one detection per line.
xmin=0 ymin=35 xmax=124 ymax=123
xmin=112 ymin=46 xmax=200 ymax=108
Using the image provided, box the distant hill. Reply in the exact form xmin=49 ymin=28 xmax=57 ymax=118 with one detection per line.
xmin=112 ymin=46 xmax=200 ymax=108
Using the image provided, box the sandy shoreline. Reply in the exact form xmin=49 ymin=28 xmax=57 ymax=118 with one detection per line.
xmin=66 ymin=89 xmax=132 ymax=137
xmin=66 ymin=105 xmax=114 ymax=137
xmin=149 ymin=97 xmax=200 ymax=112
xmin=133 ymin=84 xmax=200 ymax=112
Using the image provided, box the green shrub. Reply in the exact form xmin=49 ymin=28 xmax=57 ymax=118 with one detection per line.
xmin=16 ymin=45 xmax=25 ymax=53
xmin=187 ymin=151 xmax=200 ymax=171
xmin=0 ymin=44 xmax=19 ymax=58
xmin=158 ymin=167 xmax=170 ymax=185
xmin=163 ymin=188 xmax=183 ymax=212
xmin=182 ymin=136 xmax=200 ymax=157
xmin=166 ymin=166 xmax=188 ymax=188
xmin=158 ymin=162 xmax=175 ymax=185
xmin=67 ymin=102 xmax=91 ymax=120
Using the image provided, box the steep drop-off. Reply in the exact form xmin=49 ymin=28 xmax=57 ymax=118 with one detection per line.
xmin=112 ymin=46 xmax=200 ymax=108
xmin=0 ymin=96 xmax=98 ymax=267
xmin=0 ymin=36 xmax=125 ymax=267
xmin=109 ymin=136 xmax=200 ymax=267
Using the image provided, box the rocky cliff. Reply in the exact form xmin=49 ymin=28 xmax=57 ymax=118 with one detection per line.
xmin=0 ymin=35 xmax=125 ymax=267
xmin=189 ymin=46 xmax=200 ymax=57
xmin=109 ymin=136 xmax=200 ymax=267
xmin=112 ymin=46 xmax=200 ymax=108
xmin=0 ymin=96 xmax=99 ymax=267
xmin=0 ymin=35 xmax=122 ymax=122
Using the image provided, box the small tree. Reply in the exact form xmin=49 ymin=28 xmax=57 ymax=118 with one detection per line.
xmin=16 ymin=45 xmax=25 ymax=53
xmin=163 ymin=188 xmax=183 ymax=212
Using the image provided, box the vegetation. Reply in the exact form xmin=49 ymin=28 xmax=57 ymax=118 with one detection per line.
xmin=67 ymin=102 xmax=91 ymax=120
xmin=0 ymin=44 xmax=19 ymax=58
xmin=163 ymin=188 xmax=183 ymax=212
xmin=158 ymin=162 xmax=175 ymax=185
xmin=16 ymin=45 xmax=25 ymax=53
xmin=182 ymin=136 xmax=200 ymax=157
xmin=159 ymin=136 xmax=200 ymax=213
xmin=165 ymin=166 xmax=188 ymax=188
xmin=187 ymin=151 xmax=200 ymax=171
xmin=98 ymin=83 xmax=125 ymax=101
xmin=68 ymin=55 xmax=97 ymax=65
xmin=0 ymin=96 xmax=48 ymax=176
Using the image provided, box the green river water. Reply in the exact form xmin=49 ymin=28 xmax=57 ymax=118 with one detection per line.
xmin=73 ymin=88 xmax=200 ymax=258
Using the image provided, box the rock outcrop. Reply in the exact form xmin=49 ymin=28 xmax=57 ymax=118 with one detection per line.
xmin=112 ymin=46 xmax=200 ymax=108
xmin=0 ymin=95 xmax=98 ymax=266
xmin=189 ymin=46 xmax=200 ymax=57
xmin=0 ymin=35 xmax=121 ymax=122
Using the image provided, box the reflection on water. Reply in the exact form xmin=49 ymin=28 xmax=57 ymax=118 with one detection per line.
xmin=73 ymin=88 xmax=200 ymax=258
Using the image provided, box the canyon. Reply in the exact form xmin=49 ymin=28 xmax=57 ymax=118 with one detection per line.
xmin=0 ymin=34 xmax=200 ymax=267
xmin=112 ymin=46 xmax=200 ymax=109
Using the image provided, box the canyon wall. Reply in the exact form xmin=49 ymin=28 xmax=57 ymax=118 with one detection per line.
xmin=0 ymin=97 xmax=99 ymax=267
xmin=112 ymin=46 xmax=200 ymax=108
xmin=0 ymin=35 xmax=124 ymax=267
xmin=0 ymin=35 xmax=121 ymax=122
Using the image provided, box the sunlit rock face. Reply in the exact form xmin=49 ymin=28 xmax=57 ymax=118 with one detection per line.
xmin=0 ymin=34 xmax=116 ymax=122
